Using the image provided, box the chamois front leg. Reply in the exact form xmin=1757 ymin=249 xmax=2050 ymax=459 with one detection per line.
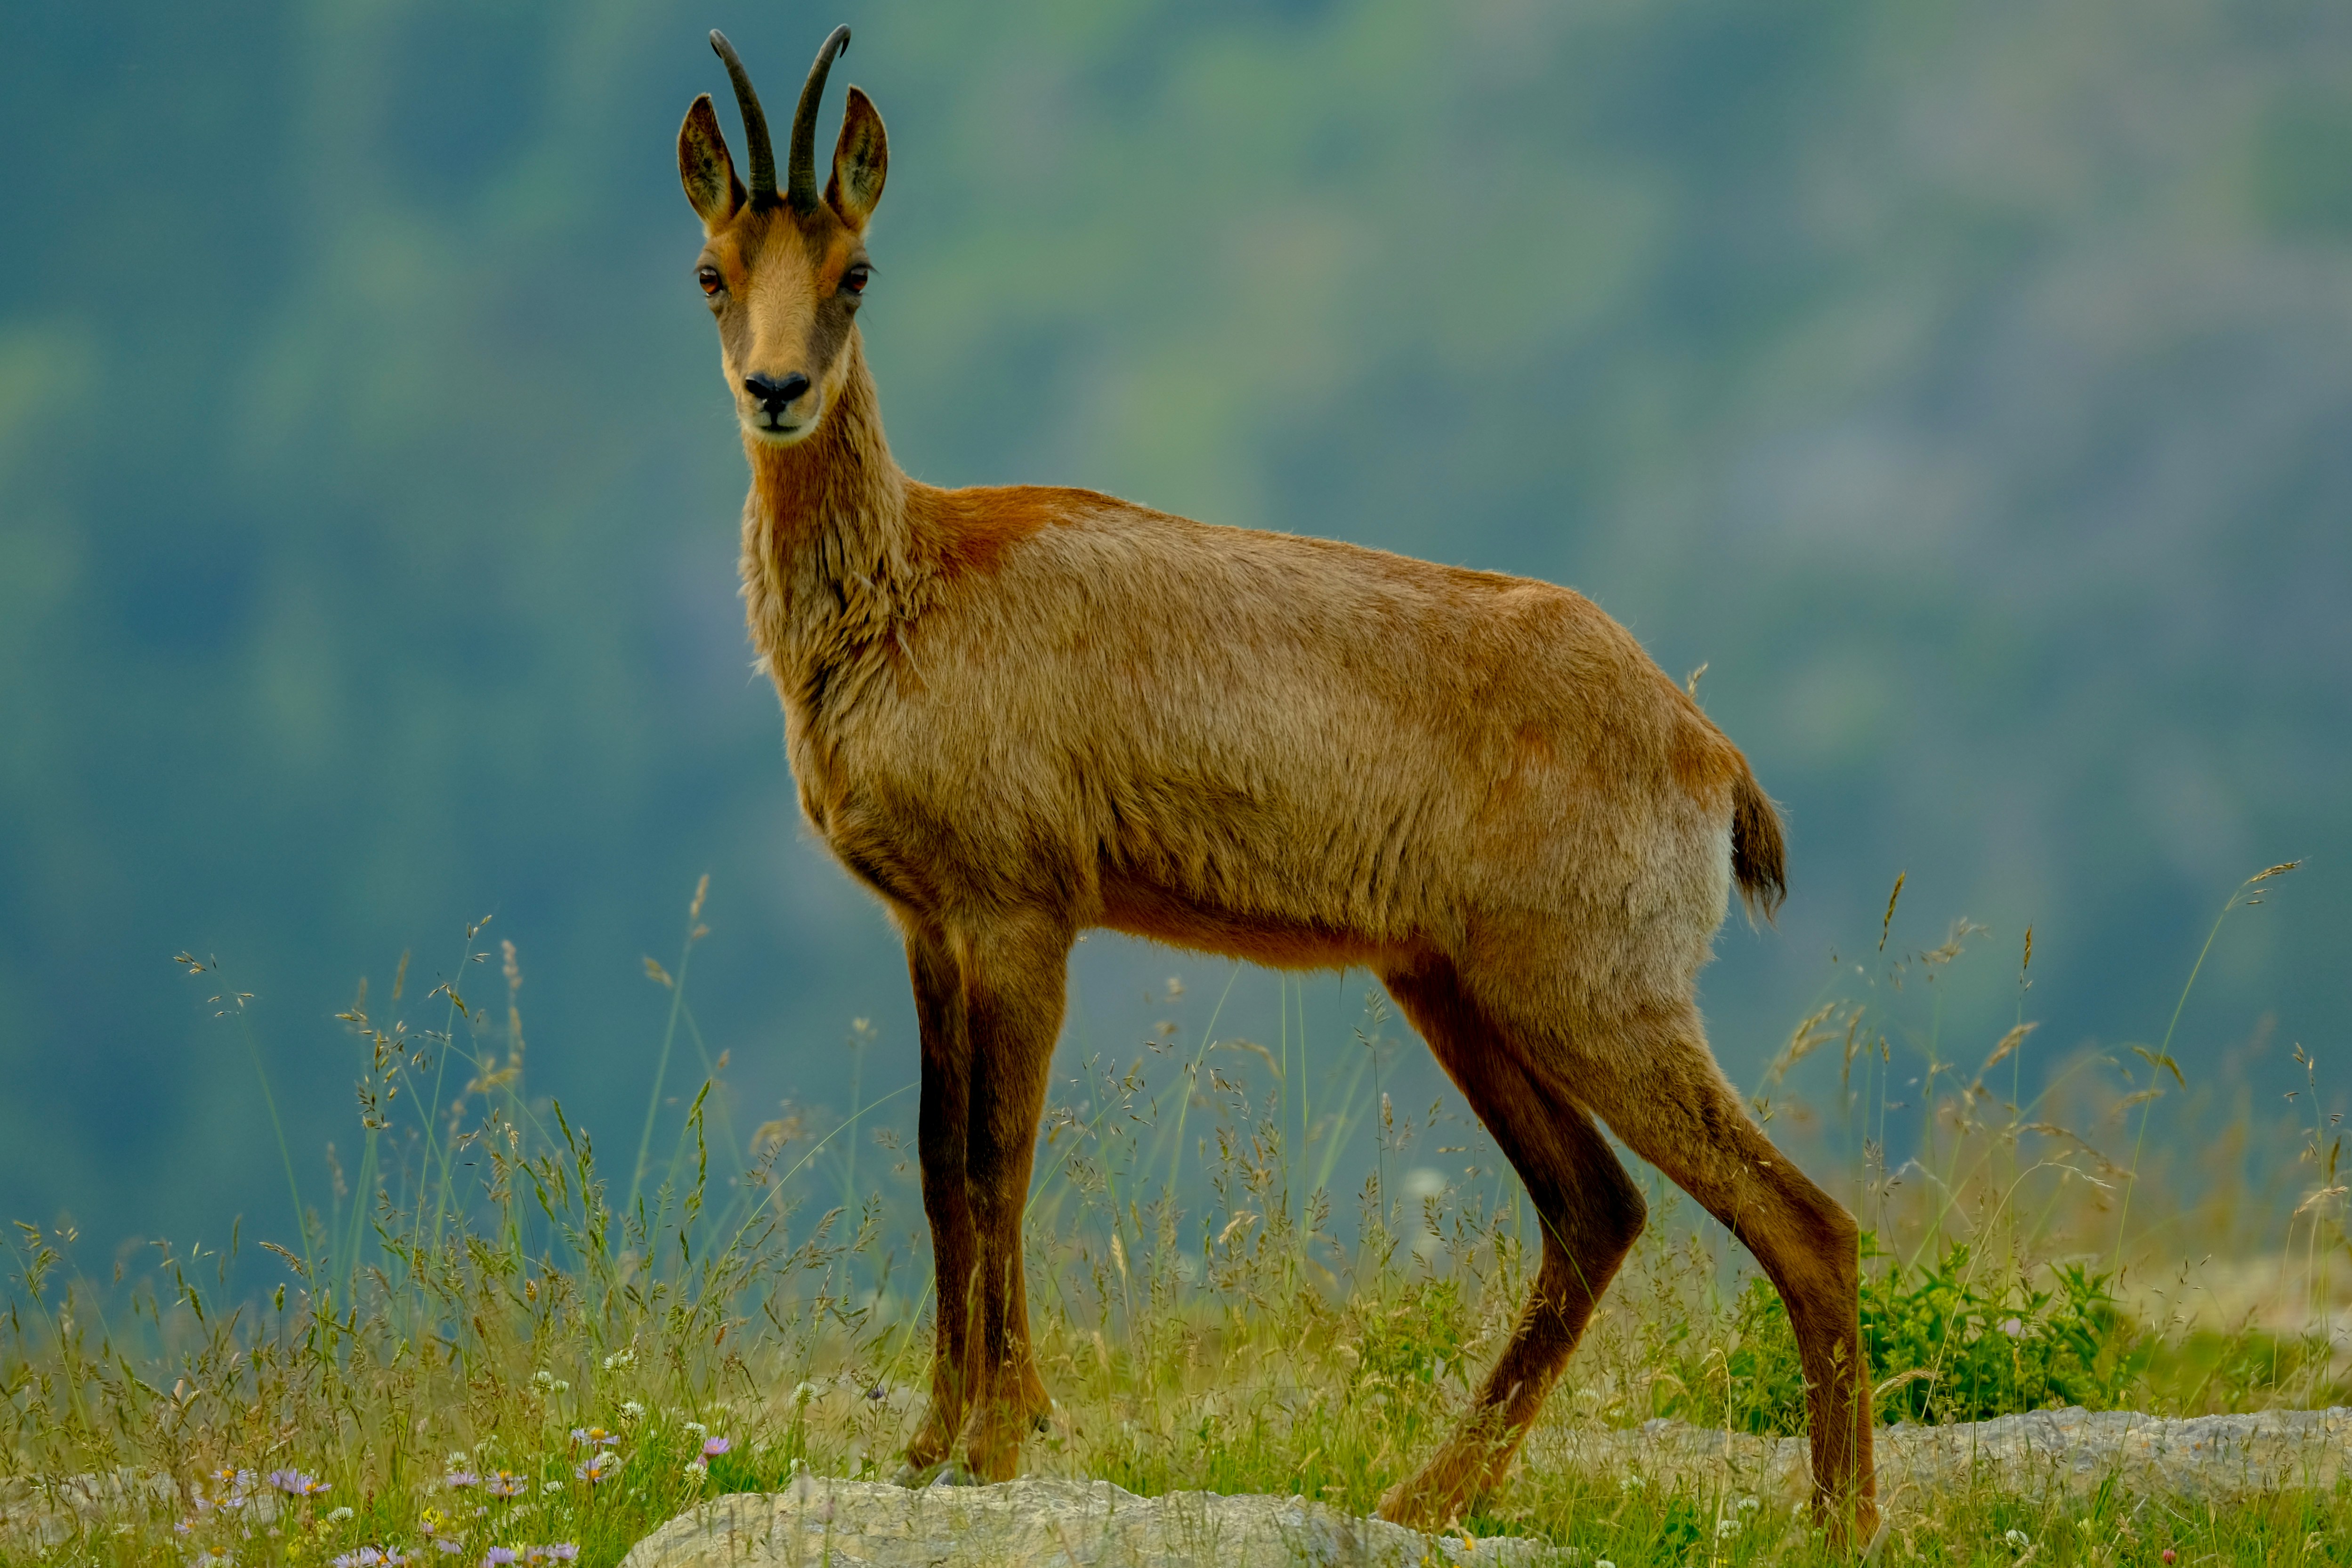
xmin=896 ymin=925 xmax=978 ymax=1482
xmin=951 ymin=911 xmax=1070 ymax=1482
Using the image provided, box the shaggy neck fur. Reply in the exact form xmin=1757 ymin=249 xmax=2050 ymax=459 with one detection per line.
xmin=739 ymin=337 xmax=927 ymax=726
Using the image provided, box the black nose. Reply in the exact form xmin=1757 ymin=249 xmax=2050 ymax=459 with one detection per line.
xmin=743 ymin=372 xmax=811 ymax=418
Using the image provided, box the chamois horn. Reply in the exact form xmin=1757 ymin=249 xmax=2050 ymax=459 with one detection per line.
xmin=709 ymin=31 xmax=776 ymax=206
xmin=787 ymin=24 xmax=851 ymax=215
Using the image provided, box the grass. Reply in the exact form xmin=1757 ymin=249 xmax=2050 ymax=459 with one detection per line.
xmin=3 ymin=863 xmax=2347 ymax=1567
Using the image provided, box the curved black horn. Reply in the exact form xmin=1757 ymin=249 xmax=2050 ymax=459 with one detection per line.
xmin=787 ymin=24 xmax=851 ymax=214
xmin=709 ymin=31 xmax=776 ymax=204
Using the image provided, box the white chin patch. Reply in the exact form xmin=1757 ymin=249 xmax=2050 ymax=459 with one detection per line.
xmin=745 ymin=400 xmax=820 ymax=445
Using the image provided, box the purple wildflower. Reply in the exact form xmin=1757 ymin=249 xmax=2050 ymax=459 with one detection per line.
xmin=574 ymin=1450 xmax=620 ymax=1484
xmin=267 ymin=1469 xmax=330 ymax=1497
xmin=483 ymin=1551 xmax=517 ymax=1567
xmin=700 ymin=1437 xmax=731 ymax=1459
xmin=443 ymin=1470 xmax=480 ymax=1489
xmin=568 ymin=1427 xmax=619 ymax=1448
xmin=483 ymin=1471 xmax=528 ymax=1499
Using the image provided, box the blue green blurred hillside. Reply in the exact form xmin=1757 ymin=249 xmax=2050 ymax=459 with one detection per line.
xmin=1 ymin=0 xmax=2345 ymax=1253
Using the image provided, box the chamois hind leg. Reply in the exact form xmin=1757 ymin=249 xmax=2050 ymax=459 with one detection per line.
xmin=949 ymin=911 xmax=1069 ymax=1481
xmin=1574 ymin=1002 xmax=1878 ymax=1547
xmin=1374 ymin=957 xmax=1647 ymax=1530
xmin=896 ymin=925 xmax=979 ymax=1480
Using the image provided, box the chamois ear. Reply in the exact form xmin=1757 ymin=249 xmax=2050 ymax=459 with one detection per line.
xmin=679 ymin=94 xmax=745 ymax=229
xmin=824 ymin=86 xmax=887 ymax=233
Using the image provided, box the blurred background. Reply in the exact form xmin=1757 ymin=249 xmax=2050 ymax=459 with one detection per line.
xmin=1 ymin=0 xmax=2346 ymax=1261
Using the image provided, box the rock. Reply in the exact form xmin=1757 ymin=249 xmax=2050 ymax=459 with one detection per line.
xmin=620 ymin=1409 xmax=2352 ymax=1564
xmin=617 ymin=1476 xmax=1555 ymax=1568
xmin=1536 ymin=1406 xmax=2352 ymax=1508
xmin=0 ymin=1468 xmax=190 ymax=1551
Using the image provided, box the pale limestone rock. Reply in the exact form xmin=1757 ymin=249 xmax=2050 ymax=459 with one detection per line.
xmin=0 ymin=1467 xmax=196 ymax=1551
xmin=1536 ymin=1406 xmax=2352 ymax=1510
xmin=616 ymin=1476 xmax=1554 ymax=1568
xmin=620 ymin=1409 xmax=2352 ymax=1564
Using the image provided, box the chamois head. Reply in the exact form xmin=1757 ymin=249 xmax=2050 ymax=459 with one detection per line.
xmin=679 ymin=26 xmax=887 ymax=447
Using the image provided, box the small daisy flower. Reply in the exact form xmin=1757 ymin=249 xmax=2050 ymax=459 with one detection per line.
xmin=444 ymin=1470 xmax=480 ymax=1490
xmin=574 ymin=1450 xmax=621 ymax=1485
xmin=269 ymin=1469 xmax=331 ymax=1497
xmin=483 ymin=1551 xmax=517 ymax=1567
xmin=702 ymin=1437 xmax=731 ymax=1459
xmin=568 ymin=1427 xmax=619 ymax=1448
xmin=484 ymin=1471 xmax=528 ymax=1499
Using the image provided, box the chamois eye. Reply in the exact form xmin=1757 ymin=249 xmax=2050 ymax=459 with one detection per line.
xmin=696 ymin=266 xmax=723 ymax=297
xmin=842 ymin=264 xmax=871 ymax=296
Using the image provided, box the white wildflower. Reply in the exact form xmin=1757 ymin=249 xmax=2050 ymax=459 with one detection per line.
xmin=325 ymin=1506 xmax=354 ymax=1523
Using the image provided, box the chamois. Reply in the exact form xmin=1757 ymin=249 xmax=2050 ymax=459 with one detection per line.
xmin=678 ymin=25 xmax=1877 ymax=1541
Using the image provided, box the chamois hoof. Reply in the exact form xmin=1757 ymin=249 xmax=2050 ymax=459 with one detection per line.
xmin=889 ymin=1459 xmax=943 ymax=1488
xmin=1858 ymin=1509 xmax=1891 ymax=1563
xmin=892 ymin=1458 xmax=985 ymax=1488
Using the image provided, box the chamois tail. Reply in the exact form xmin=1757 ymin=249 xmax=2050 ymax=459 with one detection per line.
xmin=1731 ymin=763 xmax=1787 ymax=922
